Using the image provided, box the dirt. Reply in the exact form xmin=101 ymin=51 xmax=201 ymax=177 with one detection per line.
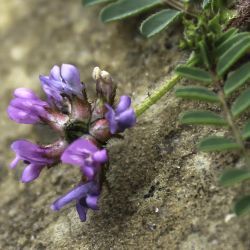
xmin=0 ymin=1 xmax=249 ymax=249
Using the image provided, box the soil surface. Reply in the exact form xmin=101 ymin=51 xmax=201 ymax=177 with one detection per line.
xmin=0 ymin=1 xmax=249 ymax=249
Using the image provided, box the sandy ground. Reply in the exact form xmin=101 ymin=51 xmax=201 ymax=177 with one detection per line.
xmin=0 ymin=0 xmax=249 ymax=249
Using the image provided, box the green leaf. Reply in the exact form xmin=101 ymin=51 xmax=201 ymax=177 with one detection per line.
xmin=211 ymin=0 xmax=227 ymax=11
xmin=224 ymin=62 xmax=250 ymax=96
xmin=215 ymin=32 xmax=249 ymax=57
xmin=215 ymin=27 xmax=237 ymax=46
xmin=231 ymin=88 xmax=250 ymax=117
xmin=208 ymin=13 xmax=220 ymax=34
xmin=234 ymin=196 xmax=250 ymax=216
xmin=180 ymin=111 xmax=227 ymax=126
xmin=83 ymin=0 xmax=112 ymax=6
xmin=242 ymin=120 xmax=250 ymax=140
xmin=202 ymin=0 xmax=211 ymax=8
xmin=198 ymin=40 xmax=210 ymax=68
xmin=175 ymin=66 xmax=213 ymax=83
xmin=220 ymin=169 xmax=250 ymax=187
xmin=140 ymin=9 xmax=181 ymax=38
xmin=175 ymin=86 xmax=220 ymax=103
xmin=217 ymin=36 xmax=250 ymax=76
xmin=198 ymin=136 xmax=241 ymax=152
xmin=100 ymin=0 xmax=162 ymax=22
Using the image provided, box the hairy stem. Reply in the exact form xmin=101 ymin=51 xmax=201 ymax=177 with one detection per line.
xmin=135 ymin=55 xmax=196 ymax=117
xmin=135 ymin=74 xmax=181 ymax=117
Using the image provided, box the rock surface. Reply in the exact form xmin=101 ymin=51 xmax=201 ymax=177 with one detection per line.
xmin=0 ymin=1 xmax=249 ymax=249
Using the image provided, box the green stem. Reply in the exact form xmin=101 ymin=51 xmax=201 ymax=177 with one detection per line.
xmin=218 ymin=90 xmax=250 ymax=165
xmin=135 ymin=55 xmax=196 ymax=117
xmin=135 ymin=74 xmax=180 ymax=117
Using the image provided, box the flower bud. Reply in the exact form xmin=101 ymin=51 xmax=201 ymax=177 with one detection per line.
xmin=89 ymin=119 xmax=111 ymax=143
xmin=93 ymin=67 xmax=116 ymax=105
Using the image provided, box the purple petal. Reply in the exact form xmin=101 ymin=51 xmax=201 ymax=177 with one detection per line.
xmin=86 ymin=195 xmax=99 ymax=210
xmin=14 ymin=88 xmax=39 ymax=99
xmin=93 ymin=149 xmax=108 ymax=163
xmin=10 ymin=156 xmax=20 ymax=169
xmin=76 ymin=201 xmax=87 ymax=222
xmin=61 ymin=64 xmax=81 ymax=89
xmin=105 ymin=104 xmax=118 ymax=134
xmin=40 ymin=75 xmax=63 ymax=92
xmin=51 ymin=182 xmax=94 ymax=211
xmin=11 ymin=140 xmax=41 ymax=154
xmin=117 ymin=108 xmax=136 ymax=131
xmin=115 ymin=96 xmax=131 ymax=114
xmin=61 ymin=152 xmax=85 ymax=166
xmin=62 ymin=138 xmax=98 ymax=160
xmin=40 ymin=81 xmax=63 ymax=106
xmin=21 ymin=164 xmax=44 ymax=183
xmin=82 ymin=165 xmax=95 ymax=179
xmin=50 ymin=65 xmax=61 ymax=81
xmin=11 ymin=140 xmax=53 ymax=165
xmin=7 ymin=105 xmax=41 ymax=124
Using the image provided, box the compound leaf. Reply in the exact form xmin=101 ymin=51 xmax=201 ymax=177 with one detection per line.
xmin=224 ymin=62 xmax=250 ymax=96
xmin=140 ymin=9 xmax=181 ymax=38
xmin=217 ymin=36 xmax=250 ymax=76
xmin=215 ymin=32 xmax=249 ymax=57
xmin=175 ymin=86 xmax=219 ymax=103
xmin=180 ymin=111 xmax=227 ymax=126
xmin=220 ymin=169 xmax=250 ymax=187
xmin=215 ymin=27 xmax=238 ymax=46
xmin=198 ymin=136 xmax=241 ymax=152
xmin=100 ymin=0 xmax=162 ymax=22
xmin=242 ymin=120 xmax=250 ymax=140
xmin=231 ymin=88 xmax=250 ymax=117
xmin=234 ymin=196 xmax=250 ymax=216
xmin=175 ymin=66 xmax=213 ymax=83
xmin=83 ymin=0 xmax=112 ymax=6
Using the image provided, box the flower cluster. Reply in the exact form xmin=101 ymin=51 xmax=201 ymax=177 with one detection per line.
xmin=8 ymin=64 xmax=136 ymax=221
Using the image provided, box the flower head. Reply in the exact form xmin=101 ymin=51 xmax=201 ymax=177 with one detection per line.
xmin=10 ymin=140 xmax=66 ymax=183
xmin=51 ymin=181 xmax=100 ymax=222
xmin=105 ymin=95 xmax=136 ymax=134
xmin=39 ymin=64 xmax=84 ymax=108
xmin=7 ymin=88 xmax=49 ymax=124
xmin=61 ymin=138 xmax=108 ymax=180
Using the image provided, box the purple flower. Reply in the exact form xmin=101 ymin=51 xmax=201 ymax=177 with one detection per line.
xmin=10 ymin=140 xmax=56 ymax=183
xmin=105 ymin=95 xmax=136 ymax=134
xmin=7 ymin=88 xmax=49 ymax=124
xmin=51 ymin=181 xmax=100 ymax=222
xmin=39 ymin=64 xmax=84 ymax=107
xmin=61 ymin=138 xmax=108 ymax=180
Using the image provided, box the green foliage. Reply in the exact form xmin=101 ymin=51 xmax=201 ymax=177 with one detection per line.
xmin=234 ymin=196 xmax=250 ymax=216
xmin=180 ymin=111 xmax=227 ymax=126
xmin=224 ymin=62 xmax=250 ymax=97
xmin=215 ymin=32 xmax=249 ymax=57
xmin=198 ymin=136 xmax=241 ymax=152
xmin=242 ymin=120 xmax=250 ymax=140
xmin=175 ymin=86 xmax=220 ymax=102
xmin=83 ymin=0 xmax=201 ymax=38
xmin=175 ymin=66 xmax=213 ymax=83
xmin=216 ymin=36 xmax=250 ymax=76
xmin=175 ymin=3 xmax=250 ymax=216
xmin=215 ymin=27 xmax=237 ymax=46
xmin=220 ymin=169 xmax=250 ymax=187
xmin=83 ymin=0 xmax=112 ymax=6
xmin=140 ymin=9 xmax=181 ymax=38
xmin=231 ymin=88 xmax=250 ymax=117
xmin=100 ymin=0 xmax=162 ymax=22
